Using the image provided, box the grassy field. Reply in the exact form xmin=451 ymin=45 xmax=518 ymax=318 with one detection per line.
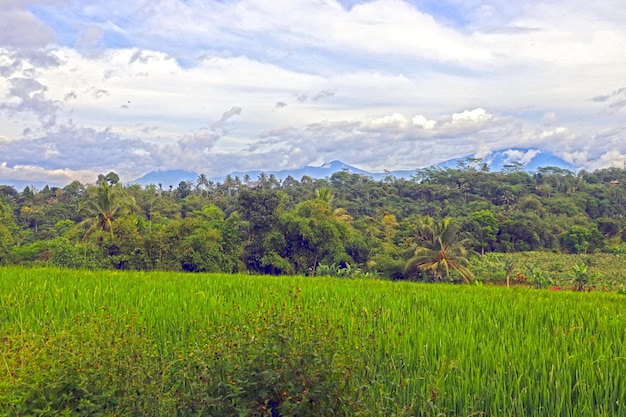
xmin=2 ymin=267 xmax=626 ymax=416
xmin=468 ymin=251 xmax=626 ymax=289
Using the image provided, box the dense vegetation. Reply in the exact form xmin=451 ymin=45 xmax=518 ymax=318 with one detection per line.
xmin=2 ymin=162 xmax=626 ymax=284
xmin=3 ymin=268 xmax=626 ymax=416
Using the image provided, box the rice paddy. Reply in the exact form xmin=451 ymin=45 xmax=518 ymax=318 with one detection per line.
xmin=2 ymin=267 xmax=626 ymax=416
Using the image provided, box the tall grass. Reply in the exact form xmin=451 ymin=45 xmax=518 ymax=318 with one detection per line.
xmin=1 ymin=267 xmax=626 ymax=416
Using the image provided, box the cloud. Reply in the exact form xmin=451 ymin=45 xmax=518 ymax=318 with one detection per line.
xmin=590 ymin=87 xmax=626 ymax=113
xmin=0 ymin=161 xmax=98 ymax=186
xmin=450 ymin=108 xmax=493 ymax=125
xmin=0 ymin=123 xmax=237 ymax=183
xmin=0 ymin=125 xmax=149 ymax=171
xmin=211 ymin=106 xmax=242 ymax=130
xmin=0 ymin=2 xmax=56 ymax=48
xmin=367 ymin=113 xmax=411 ymax=130
xmin=312 ymin=89 xmax=336 ymax=101
xmin=412 ymin=115 xmax=437 ymax=130
xmin=252 ymin=108 xmax=519 ymax=171
xmin=503 ymin=149 xmax=541 ymax=165
xmin=1 ymin=0 xmax=626 ymax=184
xmin=74 ymin=24 xmax=104 ymax=48
xmin=583 ymin=150 xmax=626 ymax=171
xmin=541 ymin=112 xmax=558 ymax=126
xmin=64 ymin=91 xmax=77 ymax=101
xmin=474 ymin=143 xmax=492 ymax=159
xmin=177 ymin=129 xmax=221 ymax=152
xmin=2 ymin=77 xmax=59 ymax=127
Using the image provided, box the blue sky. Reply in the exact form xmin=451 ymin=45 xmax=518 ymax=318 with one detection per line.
xmin=1 ymin=0 xmax=625 ymax=185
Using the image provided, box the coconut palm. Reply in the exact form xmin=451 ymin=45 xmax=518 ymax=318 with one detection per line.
xmin=405 ymin=217 xmax=475 ymax=283
xmin=79 ymin=182 xmax=136 ymax=241
xmin=314 ymin=187 xmax=334 ymax=203
xmin=196 ymin=173 xmax=209 ymax=197
xmin=500 ymin=190 xmax=515 ymax=207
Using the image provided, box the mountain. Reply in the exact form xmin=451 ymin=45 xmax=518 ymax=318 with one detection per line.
xmin=0 ymin=179 xmax=64 ymax=191
xmin=230 ymin=160 xmax=375 ymax=182
xmin=127 ymin=148 xmax=577 ymax=187
xmin=436 ymin=148 xmax=577 ymax=173
xmin=129 ymin=169 xmax=198 ymax=188
xmin=0 ymin=148 xmax=577 ymax=190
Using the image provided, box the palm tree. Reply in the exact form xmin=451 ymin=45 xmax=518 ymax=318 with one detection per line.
xmin=500 ymin=190 xmax=515 ymax=209
xmin=405 ymin=217 xmax=475 ymax=283
xmin=196 ymin=173 xmax=209 ymax=197
xmin=79 ymin=182 xmax=136 ymax=241
xmin=314 ymin=187 xmax=334 ymax=203
xmin=224 ymin=174 xmax=235 ymax=196
xmin=268 ymin=173 xmax=280 ymax=189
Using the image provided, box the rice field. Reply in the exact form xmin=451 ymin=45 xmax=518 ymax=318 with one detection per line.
xmin=1 ymin=267 xmax=626 ymax=416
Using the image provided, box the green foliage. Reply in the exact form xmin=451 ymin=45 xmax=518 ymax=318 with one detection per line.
xmin=78 ymin=182 xmax=137 ymax=241
xmin=470 ymin=209 xmax=499 ymax=254
xmin=468 ymin=251 xmax=626 ymax=289
xmin=570 ymin=262 xmax=597 ymax=291
xmin=0 ymin=211 xmax=15 ymax=265
xmin=525 ymin=264 xmax=554 ymax=289
xmin=315 ymin=262 xmax=375 ymax=279
xmin=6 ymin=165 xmax=626 ymax=280
xmin=562 ymin=225 xmax=604 ymax=254
xmin=406 ymin=217 xmax=475 ymax=283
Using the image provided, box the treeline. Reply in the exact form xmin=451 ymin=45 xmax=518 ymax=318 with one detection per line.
xmin=1 ymin=161 xmax=626 ymax=280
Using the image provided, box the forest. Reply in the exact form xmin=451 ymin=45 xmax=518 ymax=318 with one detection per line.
xmin=1 ymin=159 xmax=626 ymax=281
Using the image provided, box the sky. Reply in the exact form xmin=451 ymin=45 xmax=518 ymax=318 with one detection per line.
xmin=1 ymin=0 xmax=626 ymax=185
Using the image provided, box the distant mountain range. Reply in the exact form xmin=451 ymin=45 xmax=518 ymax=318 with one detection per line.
xmin=0 ymin=148 xmax=578 ymax=189
xmin=129 ymin=148 xmax=577 ymax=188
xmin=435 ymin=148 xmax=577 ymax=172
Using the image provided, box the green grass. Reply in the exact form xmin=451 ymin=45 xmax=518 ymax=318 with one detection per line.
xmin=2 ymin=267 xmax=626 ymax=416
xmin=469 ymin=251 xmax=626 ymax=288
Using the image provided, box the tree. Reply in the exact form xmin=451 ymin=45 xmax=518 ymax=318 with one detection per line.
xmin=281 ymin=196 xmax=355 ymax=275
xmin=197 ymin=174 xmax=209 ymax=197
xmin=471 ymin=210 xmax=499 ymax=254
xmin=176 ymin=181 xmax=192 ymax=199
xmin=0 ymin=200 xmax=16 ymax=264
xmin=562 ymin=225 xmax=604 ymax=254
xmin=237 ymin=188 xmax=286 ymax=273
xmin=571 ymin=262 xmax=593 ymax=291
xmin=405 ymin=217 xmax=475 ymax=283
xmin=314 ymin=187 xmax=334 ymax=204
xmin=97 ymin=171 xmax=120 ymax=186
xmin=79 ymin=182 xmax=136 ymax=241
xmin=500 ymin=190 xmax=515 ymax=207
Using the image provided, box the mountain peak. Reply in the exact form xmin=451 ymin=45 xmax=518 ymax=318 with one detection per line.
xmin=437 ymin=148 xmax=576 ymax=173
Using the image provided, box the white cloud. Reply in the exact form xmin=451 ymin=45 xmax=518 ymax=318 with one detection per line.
xmin=451 ymin=108 xmax=493 ymax=125
xmin=0 ymin=163 xmax=97 ymax=186
xmin=504 ymin=149 xmax=541 ymax=165
xmin=211 ymin=106 xmax=242 ymax=130
xmin=412 ymin=114 xmax=437 ymax=130
xmin=0 ymin=2 xmax=56 ymax=48
xmin=474 ymin=143 xmax=492 ymax=159
xmin=1 ymin=0 xmax=626 ymax=183
xmin=367 ymin=113 xmax=411 ymax=130
xmin=584 ymin=150 xmax=626 ymax=171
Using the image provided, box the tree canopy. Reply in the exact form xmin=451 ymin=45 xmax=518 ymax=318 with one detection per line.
xmin=2 ymin=163 xmax=626 ymax=279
